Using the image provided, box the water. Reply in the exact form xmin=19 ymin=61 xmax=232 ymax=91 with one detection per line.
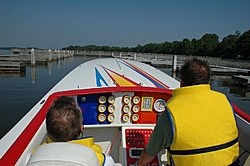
xmin=0 ymin=56 xmax=249 ymax=139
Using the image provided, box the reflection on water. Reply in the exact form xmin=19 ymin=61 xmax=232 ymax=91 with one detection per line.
xmin=0 ymin=71 xmax=26 ymax=78
xmin=31 ymin=67 xmax=36 ymax=83
xmin=211 ymin=75 xmax=250 ymax=98
xmin=230 ymin=86 xmax=250 ymax=98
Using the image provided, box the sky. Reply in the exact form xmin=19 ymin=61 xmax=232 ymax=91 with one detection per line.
xmin=0 ymin=0 xmax=250 ymax=49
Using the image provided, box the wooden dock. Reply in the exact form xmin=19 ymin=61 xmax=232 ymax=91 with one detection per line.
xmin=232 ymin=75 xmax=250 ymax=86
xmin=1 ymin=50 xmax=250 ymax=76
xmin=210 ymin=65 xmax=250 ymax=75
xmin=0 ymin=62 xmax=26 ymax=71
xmin=0 ymin=49 xmax=74 ymax=70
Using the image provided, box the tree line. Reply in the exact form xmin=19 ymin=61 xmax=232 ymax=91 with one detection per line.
xmin=63 ymin=29 xmax=250 ymax=60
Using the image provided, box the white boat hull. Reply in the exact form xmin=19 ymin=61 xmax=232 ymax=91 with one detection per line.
xmin=0 ymin=58 xmax=249 ymax=165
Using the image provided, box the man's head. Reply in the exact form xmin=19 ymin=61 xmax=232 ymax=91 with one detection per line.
xmin=179 ymin=58 xmax=211 ymax=87
xmin=46 ymin=96 xmax=83 ymax=142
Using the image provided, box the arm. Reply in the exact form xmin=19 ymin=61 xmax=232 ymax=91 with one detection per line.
xmin=137 ymin=111 xmax=172 ymax=165
xmin=137 ymin=147 xmax=155 ymax=166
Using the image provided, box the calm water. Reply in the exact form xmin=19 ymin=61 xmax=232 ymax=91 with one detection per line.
xmin=0 ymin=56 xmax=249 ymax=139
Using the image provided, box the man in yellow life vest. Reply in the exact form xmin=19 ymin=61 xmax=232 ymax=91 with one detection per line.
xmin=44 ymin=96 xmax=115 ymax=166
xmin=137 ymin=58 xmax=239 ymax=166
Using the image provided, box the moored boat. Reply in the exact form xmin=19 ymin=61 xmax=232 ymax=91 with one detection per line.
xmin=0 ymin=58 xmax=249 ymax=165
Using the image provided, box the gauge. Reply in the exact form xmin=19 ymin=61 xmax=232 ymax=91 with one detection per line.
xmin=108 ymin=95 xmax=116 ymax=104
xmin=132 ymin=105 xmax=140 ymax=113
xmin=122 ymin=114 xmax=129 ymax=122
xmin=98 ymin=104 xmax=106 ymax=113
xmin=132 ymin=96 xmax=140 ymax=104
xmin=122 ymin=105 xmax=130 ymax=113
xmin=108 ymin=105 xmax=115 ymax=113
xmin=153 ymin=99 xmax=166 ymax=112
xmin=81 ymin=96 xmax=87 ymax=102
xmin=98 ymin=96 xmax=106 ymax=104
xmin=98 ymin=114 xmax=106 ymax=122
xmin=107 ymin=114 xmax=115 ymax=122
xmin=131 ymin=114 xmax=139 ymax=122
xmin=123 ymin=95 xmax=131 ymax=104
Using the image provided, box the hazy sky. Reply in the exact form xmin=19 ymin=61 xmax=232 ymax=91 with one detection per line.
xmin=1 ymin=0 xmax=250 ymax=49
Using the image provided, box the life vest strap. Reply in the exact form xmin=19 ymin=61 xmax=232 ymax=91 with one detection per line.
xmin=168 ymin=137 xmax=238 ymax=155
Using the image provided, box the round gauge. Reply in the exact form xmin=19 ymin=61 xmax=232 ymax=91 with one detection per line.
xmin=132 ymin=114 xmax=139 ymax=122
xmin=108 ymin=105 xmax=115 ymax=113
xmin=132 ymin=105 xmax=140 ymax=113
xmin=123 ymin=95 xmax=131 ymax=104
xmin=107 ymin=114 xmax=115 ymax=122
xmin=122 ymin=105 xmax=130 ymax=113
xmin=153 ymin=99 xmax=166 ymax=112
xmin=81 ymin=96 xmax=87 ymax=102
xmin=98 ymin=104 xmax=106 ymax=113
xmin=122 ymin=114 xmax=129 ymax=122
xmin=132 ymin=96 xmax=140 ymax=104
xmin=98 ymin=96 xmax=106 ymax=104
xmin=108 ymin=95 xmax=116 ymax=104
xmin=98 ymin=114 xmax=106 ymax=122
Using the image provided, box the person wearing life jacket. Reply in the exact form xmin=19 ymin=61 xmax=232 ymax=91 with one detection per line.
xmin=40 ymin=96 xmax=115 ymax=166
xmin=136 ymin=58 xmax=239 ymax=166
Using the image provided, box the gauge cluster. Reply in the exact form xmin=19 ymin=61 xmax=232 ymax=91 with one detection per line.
xmin=77 ymin=92 xmax=171 ymax=125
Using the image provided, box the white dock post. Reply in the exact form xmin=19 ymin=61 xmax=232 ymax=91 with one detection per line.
xmin=58 ymin=50 xmax=61 ymax=59
xmin=31 ymin=48 xmax=35 ymax=66
xmin=112 ymin=52 xmax=114 ymax=57
xmin=134 ymin=53 xmax=137 ymax=61
xmin=54 ymin=50 xmax=57 ymax=59
xmin=99 ymin=51 xmax=101 ymax=58
xmin=172 ymin=55 xmax=177 ymax=73
xmin=120 ymin=52 xmax=122 ymax=58
xmin=48 ymin=49 xmax=52 ymax=61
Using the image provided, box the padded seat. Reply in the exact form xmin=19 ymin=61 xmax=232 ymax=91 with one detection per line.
xmin=27 ymin=142 xmax=100 ymax=166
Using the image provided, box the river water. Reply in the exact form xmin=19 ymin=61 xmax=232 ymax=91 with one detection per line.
xmin=0 ymin=55 xmax=249 ymax=139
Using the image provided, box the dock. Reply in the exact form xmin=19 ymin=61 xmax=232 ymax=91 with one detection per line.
xmin=1 ymin=49 xmax=250 ymax=76
xmin=210 ymin=66 xmax=250 ymax=75
xmin=232 ymin=75 xmax=250 ymax=86
xmin=0 ymin=61 xmax=26 ymax=71
xmin=0 ymin=49 xmax=74 ymax=71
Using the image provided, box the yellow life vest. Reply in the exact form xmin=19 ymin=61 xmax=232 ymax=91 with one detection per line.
xmin=69 ymin=137 xmax=104 ymax=166
xmin=166 ymin=84 xmax=239 ymax=166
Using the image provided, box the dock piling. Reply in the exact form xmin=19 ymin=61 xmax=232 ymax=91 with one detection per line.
xmin=172 ymin=55 xmax=177 ymax=73
xmin=154 ymin=55 xmax=157 ymax=60
xmin=58 ymin=50 xmax=61 ymax=59
xmin=48 ymin=49 xmax=52 ymax=61
xmin=134 ymin=53 xmax=137 ymax=61
xmin=31 ymin=48 xmax=35 ymax=66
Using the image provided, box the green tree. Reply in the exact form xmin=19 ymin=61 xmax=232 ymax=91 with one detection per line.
xmin=179 ymin=38 xmax=194 ymax=55
xmin=199 ymin=33 xmax=219 ymax=56
xmin=160 ymin=41 xmax=172 ymax=54
xmin=171 ymin=41 xmax=182 ymax=54
xmin=237 ymin=29 xmax=250 ymax=59
xmin=143 ymin=43 xmax=159 ymax=53
xmin=218 ymin=31 xmax=240 ymax=59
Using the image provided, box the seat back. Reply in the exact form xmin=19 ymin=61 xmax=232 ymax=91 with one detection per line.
xmin=27 ymin=142 xmax=99 ymax=166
